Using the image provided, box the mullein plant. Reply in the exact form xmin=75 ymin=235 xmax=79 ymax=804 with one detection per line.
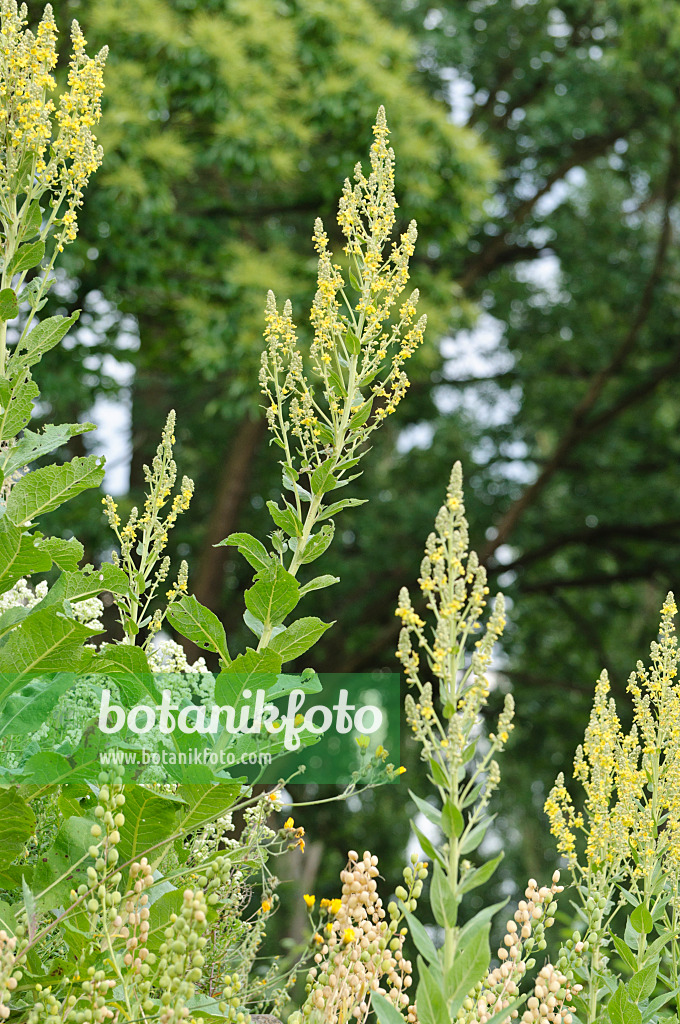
xmin=0 ymin=3 xmax=428 ymax=1020
xmin=372 ymin=465 xmax=578 ymax=1024
xmin=544 ymin=593 xmax=680 ymax=1023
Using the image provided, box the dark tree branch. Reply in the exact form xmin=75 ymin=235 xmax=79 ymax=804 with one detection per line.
xmin=481 ymin=137 xmax=679 ymax=565
xmin=458 ymin=130 xmax=622 ymax=290
xmin=501 ymin=519 xmax=680 ymax=573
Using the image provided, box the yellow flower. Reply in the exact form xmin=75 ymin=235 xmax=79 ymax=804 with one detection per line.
xmin=342 ymin=927 xmax=355 ymax=944
xmin=260 ymin=899 xmax=271 ymax=914
xmin=397 ymin=766 xmax=406 ymax=775
xmin=303 ymin=893 xmax=315 ymax=908
xmin=284 ymin=816 xmax=294 ymax=829
xmin=329 ymin=898 xmax=342 ymax=916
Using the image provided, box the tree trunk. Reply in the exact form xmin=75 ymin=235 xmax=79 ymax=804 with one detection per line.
xmin=193 ymin=413 xmax=266 ymax=612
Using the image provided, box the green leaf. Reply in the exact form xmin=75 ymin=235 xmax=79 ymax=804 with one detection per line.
xmin=215 ymin=648 xmax=282 ymax=708
xmin=447 ymin=922 xmax=491 ymax=1014
xmin=427 ymin=756 xmax=448 ymax=788
xmin=416 ymin=957 xmax=449 ymax=1024
xmin=371 ymin=994 xmax=408 ymax=1024
xmin=318 ymin=497 xmax=367 ymax=520
xmin=2 ymin=421 xmax=95 ymax=475
xmin=0 ymin=790 xmax=36 ymax=868
xmin=32 ymin=816 xmax=94 ymax=911
xmin=459 ymin=852 xmax=504 ymax=895
xmin=6 ymin=454 xmax=105 ymax=525
xmin=311 ymin=459 xmax=338 ymax=494
xmin=629 ymin=962 xmax=658 ymax=1002
xmin=0 ymin=374 xmax=39 ymax=440
xmin=611 ymin=933 xmax=638 ymax=972
xmin=217 ymin=532 xmax=272 ymax=572
xmin=245 ymin=565 xmax=300 ymax=627
xmin=0 ymin=288 xmax=18 ymax=322
xmin=442 ymin=798 xmax=464 ymax=839
xmin=299 ymin=523 xmax=334 ymax=564
xmin=36 ymin=536 xmax=84 ymax=572
xmin=0 ymin=673 xmax=75 ymax=738
xmin=19 ymin=198 xmax=42 ymax=239
xmin=175 ymin=784 xmax=242 ymax=835
xmin=608 ymin=983 xmax=642 ymax=1024
xmin=349 ymin=271 xmax=361 ymax=291
xmin=266 ymin=499 xmax=303 ymax=536
xmin=344 ymin=329 xmax=361 ymax=356
xmin=460 ymin=817 xmax=493 ymax=855
xmin=41 ymin=564 xmax=131 ymax=605
xmin=0 ymin=604 xmax=98 ymax=693
xmin=267 ymin=615 xmax=333 ymax=662
xmin=166 ymin=594 xmax=231 ymax=664
xmin=265 ymin=668 xmax=322 ymax=699
xmin=630 ymin=903 xmax=654 ymax=935
xmin=0 ymin=520 xmax=51 ymax=594
xmin=350 ymin=398 xmax=373 ymax=430
xmin=409 ymin=789 xmax=442 ymax=829
xmin=430 ymin=860 xmax=458 ymax=929
xmin=8 ymin=239 xmax=45 ymax=276
xmin=298 ymin=574 xmax=339 ymax=597
xmin=399 ymin=905 xmax=438 ymax=964
xmin=116 ymin=787 xmax=185 ymax=868
xmin=326 ymin=369 xmax=347 ymax=397
xmin=12 ymin=312 xmax=79 ymax=369
xmin=410 ymin=820 xmax=444 ymax=867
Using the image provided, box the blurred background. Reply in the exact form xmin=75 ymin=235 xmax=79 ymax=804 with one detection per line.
xmin=27 ymin=0 xmax=680 ymax=952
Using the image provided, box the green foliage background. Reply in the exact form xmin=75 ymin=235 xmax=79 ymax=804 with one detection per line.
xmin=24 ymin=0 xmax=680 ymax=942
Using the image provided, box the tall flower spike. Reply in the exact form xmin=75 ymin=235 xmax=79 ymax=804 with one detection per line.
xmin=259 ymin=108 xmax=426 ymax=489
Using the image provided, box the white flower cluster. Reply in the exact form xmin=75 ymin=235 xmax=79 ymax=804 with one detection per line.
xmin=0 ymin=577 xmax=104 ymax=630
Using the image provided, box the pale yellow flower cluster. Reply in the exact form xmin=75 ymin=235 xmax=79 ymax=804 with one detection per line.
xmin=546 ymin=592 xmax=680 ymax=896
xmin=300 ymin=851 xmax=425 ymax=1024
xmin=462 ymin=874 xmax=575 ymax=1024
xmin=0 ymin=2 xmax=107 ymax=250
xmin=258 ymin=108 xmax=425 ymax=486
xmin=0 ymin=929 xmax=20 ymax=1020
xmin=103 ymin=411 xmax=194 ymax=643
xmin=398 ymin=462 xmax=512 ymax=779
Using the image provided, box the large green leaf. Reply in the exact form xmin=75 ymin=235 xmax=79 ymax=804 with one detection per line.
xmin=370 ymin=994 xmax=406 ymax=1024
xmin=0 ymin=673 xmax=75 ymax=737
xmin=216 ymin=532 xmax=273 ymax=573
xmin=40 ymin=564 xmax=131 ymax=606
xmin=166 ymin=594 xmax=230 ymax=664
xmin=0 ymin=604 xmax=97 ymax=694
xmin=447 ymin=921 xmax=491 ymax=1013
xmin=116 ymin=787 xmax=185 ymax=868
xmin=0 ymin=519 xmax=52 ymax=594
xmin=2 ymin=422 xmax=96 ymax=475
xmin=0 ymin=374 xmax=39 ymax=440
xmin=175 ymin=784 xmax=242 ymax=834
xmin=429 ymin=860 xmax=458 ymax=929
xmin=416 ymin=957 xmax=450 ymax=1024
xmin=0 ymin=789 xmax=35 ymax=868
xmin=459 ymin=852 xmax=504 ymax=895
xmin=244 ymin=565 xmax=299 ymax=627
xmin=215 ymin=648 xmax=282 ymax=708
xmin=607 ymin=983 xmax=642 ymax=1024
xmin=8 ymin=239 xmax=45 ymax=276
xmin=0 ymin=288 xmax=18 ymax=322
xmin=10 ymin=312 xmax=79 ymax=371
xmin=32 ymin=816 xmax=93 ymax=911
xmin=266 ymin=616 xmax=333 ymax=662
xmin=36 ymin=536 xmax=84 ymax=572
xmin=6 ymin=454 xmax=105 ymax=526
